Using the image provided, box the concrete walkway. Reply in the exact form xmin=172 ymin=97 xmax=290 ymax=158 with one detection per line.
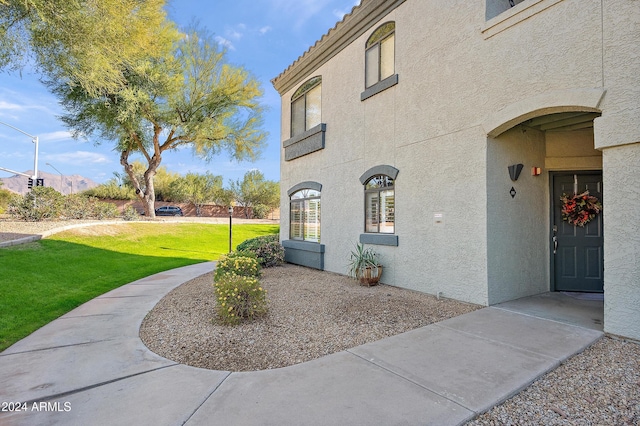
xmin=0 ymin=263 xmax=603 ymax=426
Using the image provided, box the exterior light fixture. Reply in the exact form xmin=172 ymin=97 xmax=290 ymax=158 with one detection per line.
xmin=508 ymin=164 xmax=524 ymax=181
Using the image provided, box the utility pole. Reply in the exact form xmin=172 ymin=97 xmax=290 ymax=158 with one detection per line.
xmin=0 ymin=120 xmax=39 ymax=182
xmin=46 ymin=162 xmax=65 ymax=194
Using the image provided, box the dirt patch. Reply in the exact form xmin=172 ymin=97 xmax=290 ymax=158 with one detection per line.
xmin=61 ymin=225 xmax=125 ymax=237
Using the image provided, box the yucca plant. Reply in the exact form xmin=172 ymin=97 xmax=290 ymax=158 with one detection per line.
xmin=347 ymin=243 xmax=382 ymax=285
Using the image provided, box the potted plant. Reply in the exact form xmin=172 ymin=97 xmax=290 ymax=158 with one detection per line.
xmin=347 ymin=243 xmax=383 ymax=286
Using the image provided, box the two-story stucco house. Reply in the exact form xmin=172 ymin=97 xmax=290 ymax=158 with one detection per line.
xmin=272 ymin=0 xmax=640 ymax=341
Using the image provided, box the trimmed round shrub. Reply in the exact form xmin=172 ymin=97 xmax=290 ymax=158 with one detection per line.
xmin=214 ymin=273 xmax=267 ymax=325
xmin=235 ymin=234 xmax=284 ymax=268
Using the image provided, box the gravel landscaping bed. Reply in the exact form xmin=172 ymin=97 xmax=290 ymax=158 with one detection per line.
xmin=469 ymin=336 xmax=640 ymax=425
xmin=140 ymin=263 xmax=640 ymax=425
xmin=140 ymin=264 xmax=480 ymax=371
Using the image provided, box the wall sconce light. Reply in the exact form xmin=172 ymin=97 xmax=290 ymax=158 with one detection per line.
xmin=508 ymin=164 xmax=524 ymax=181
xmin=531 ymin=167 xmax=542 ymax=176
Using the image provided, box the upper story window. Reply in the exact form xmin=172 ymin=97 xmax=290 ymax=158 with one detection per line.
xmin=483 ymin=0 xmax=560 ymax=39
xmin=290 ymin=188 xmax=321 ymax=243
xmin=365 ymin=22 xmax=395 ymax=89
xmin=364 ymin=175 xmax=395 ymax=234
xmin=486 ymin=0 xmax=527 ymax=20
xmin=291 ymin=76 xmax=321 ymax=137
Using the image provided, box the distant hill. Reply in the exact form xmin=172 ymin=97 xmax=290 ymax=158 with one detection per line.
xmin=0 ymin=170 xmax=99 ymax=195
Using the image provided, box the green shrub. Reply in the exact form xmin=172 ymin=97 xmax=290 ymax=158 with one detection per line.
xmin=60 ymin=195 xmax=119 ymax=220
xmin=8 ymin=187 xmax=64 ymax=221
xmin=63 ymin=194 xmax=93 ymax=219
xmin=251 ymin=204 xmax=271 ymax=219
xmin=82 ymin=181 xmax=136 ymax=200
xmin=0 ymin=188 xmax=13 ymax=214
xmin=213 ymin=252 xmax=261 ymax=282
xmin=235 ymin=234 xmax=284 ymax=267
xmin=236 ymin=234 xmax=279 ymax=250
xmin=92 ymin=200 xmax=119 ymax=219
xmin=213 ymin=273 xmax=267 ymax=325
xmin=122 ymin=206 xmax=140 ymax=221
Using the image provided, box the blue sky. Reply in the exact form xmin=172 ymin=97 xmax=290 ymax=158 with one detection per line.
xmin=0 ymin=0 xmax=360 ymax=185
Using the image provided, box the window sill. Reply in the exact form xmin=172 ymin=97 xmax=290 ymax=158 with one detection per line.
xmin=284 ymin=123 xmax=326 ymax=161
xmin=359 ymin=233 xmax=398 ymax=246
xmin=482 ymin=0 xmax=564 ymax=39
xmin=361 ymin=74 xmax=399 ymax=101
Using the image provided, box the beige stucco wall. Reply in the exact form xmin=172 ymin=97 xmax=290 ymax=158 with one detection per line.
xmin=277 ymin=0 xmax=640 ymax=338
xmin=602 ymin=143 xmax=640 ymax=340
xmin=486 ymin=126 xmax=548 ymax=305
xmin=594 ymin=0 xmax=640 ymax=151
xmin=596 ymin=0 xmax=640 ymax=340
xmin=545 ymin=129 xmax=602 ymax=171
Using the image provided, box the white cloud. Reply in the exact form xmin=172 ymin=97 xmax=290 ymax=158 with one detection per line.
xmin=226 ymin=28 xmax=243 ymax=40
xmin=0 ymin=88 xmax=57 ymax=116
xmin=259 ymin=26 xmax=272 ymax=35
xmin=0 ymin=151 xmax=27 ymax=160
xmin=0 ymin=98 xmax=53 ymax=122
xmin=40 ymin=131 xmax=73 ymax=142
xmin=44 ymin=151 xmax=111 ymax=165
xmin=215 ymin=36 xmax=235 ymax=51
xmin=0 ymin=101 xmax=25 ymax=112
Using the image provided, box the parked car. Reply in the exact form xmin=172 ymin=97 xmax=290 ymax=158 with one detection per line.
xmin=155 ymin=206 xmax=184 ymax=216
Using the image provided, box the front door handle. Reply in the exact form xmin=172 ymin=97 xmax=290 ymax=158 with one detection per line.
xmin=553 ymin=236 xmax=558 ymax=254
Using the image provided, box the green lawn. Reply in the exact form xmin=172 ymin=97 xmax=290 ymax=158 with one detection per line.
xmin=0 ymin=222 xmax=279 ymax=351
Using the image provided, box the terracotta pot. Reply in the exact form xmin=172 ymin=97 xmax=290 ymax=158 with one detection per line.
xmin=359 ymin=265 xmax=383 ymax=286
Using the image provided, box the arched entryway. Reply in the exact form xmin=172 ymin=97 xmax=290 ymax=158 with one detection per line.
xmin=521 ymin=112 xmax=604 ymax=294
xmin=484 ymin=89 xmax=605 ymax=305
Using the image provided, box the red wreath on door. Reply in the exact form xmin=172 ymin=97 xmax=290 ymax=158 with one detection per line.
xmin=560 ymin=191 xmax=602 ymax=227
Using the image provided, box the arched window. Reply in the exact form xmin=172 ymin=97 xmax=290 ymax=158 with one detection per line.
xmin=291 ymin=76 xmax=321 ymax=137
xmin=360 ymin=165 xmax=398 ymax=235
xmin=365 ymin=22 xmax=395 ymax=88
xmin=289 ymin=185 xmax=321 ymax=242
xmin=364 ymin=175 xmax=395 ymax=233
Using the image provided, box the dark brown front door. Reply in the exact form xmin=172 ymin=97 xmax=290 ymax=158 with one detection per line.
xmin=552 ymin=172 xmax=604 ymax=292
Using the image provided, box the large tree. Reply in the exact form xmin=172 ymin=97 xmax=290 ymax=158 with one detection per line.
xmin=230 ymin=170 xmax=279 ymax=219
xmin=121 ymin=161 xmax=180 ymax=201
xmin=50 ymin=30 xmax=266 ymax=217
xmin=169 ymin=172 xmax=230 ymax=217
xmin=0 ymin=0 xmax=177 ymax=96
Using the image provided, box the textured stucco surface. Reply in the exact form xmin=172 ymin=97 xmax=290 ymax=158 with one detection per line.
xmin=276 ymin=0 xmax=640 ymax=336
xmin=602 ymin=143 xmax=640 ymax=340
xmin=486 ymin=126 xmax=548 ymax=305
xmin=545 ymin=129 xmax=602 ymax=171
xmin=594 ymin=0 xmax=640 ymax=150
